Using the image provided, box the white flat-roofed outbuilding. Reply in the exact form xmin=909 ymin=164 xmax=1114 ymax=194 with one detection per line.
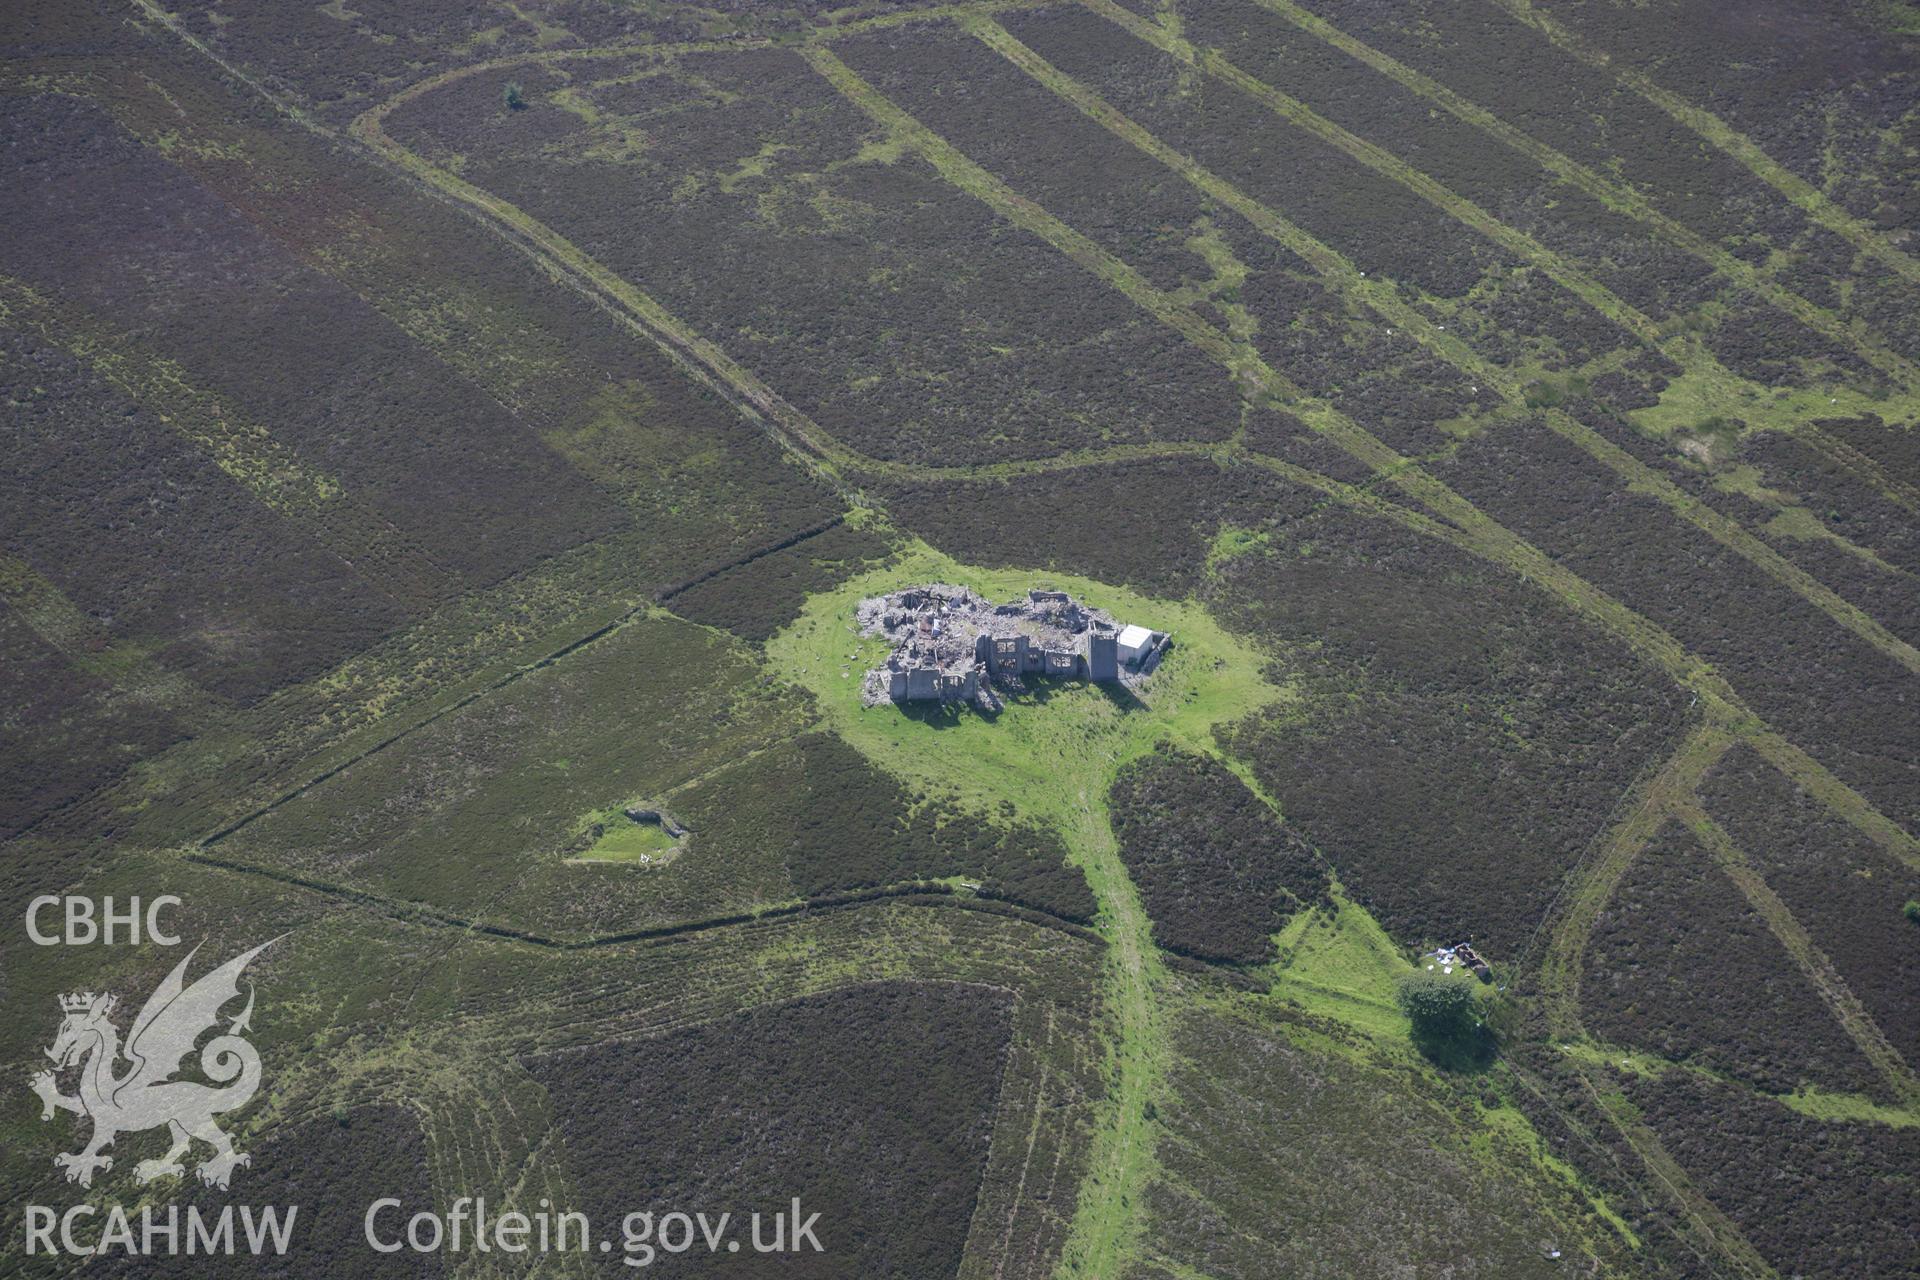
xmin=1116 ymin=624 xmax=1155 ymax=666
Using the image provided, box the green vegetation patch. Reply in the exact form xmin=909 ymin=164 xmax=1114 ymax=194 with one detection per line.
xmin=1265 ymin=885 xmax=1416 ymax=1041
xmin=1204 ymin=522 xmax=1271 ymax=575
xmin=570 ymin=808 xmax=682 ymax=866
xmin=768 ymin=540 xmax=1291 ymax=834
xmin=1629 ymin=354 xmax=1920 ymax=450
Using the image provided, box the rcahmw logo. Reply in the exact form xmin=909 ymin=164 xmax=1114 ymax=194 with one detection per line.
xmin=23 ymin=937 xmax=298 ymax=1260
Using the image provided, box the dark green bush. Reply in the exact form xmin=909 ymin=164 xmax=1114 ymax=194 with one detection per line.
xmin=1396 ymin=969 xmax=1479 ymax=1036
xmin=1396 ymin=969 xmax=1493 ymax=1070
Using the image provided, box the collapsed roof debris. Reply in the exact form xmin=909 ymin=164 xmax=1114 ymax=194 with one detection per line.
xmin=1422 ymin=942 xmax=1493 ymax=983
xmin=856 ymin=585 xmax=1169 ymax=711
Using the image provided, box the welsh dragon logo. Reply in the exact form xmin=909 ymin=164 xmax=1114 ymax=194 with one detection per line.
xmin=29 ymin=940 xmax=276 ymax=1190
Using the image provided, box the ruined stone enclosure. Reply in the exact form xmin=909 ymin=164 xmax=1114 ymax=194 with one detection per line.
xmin=858 ymin=585 xmax=1170 ymax=712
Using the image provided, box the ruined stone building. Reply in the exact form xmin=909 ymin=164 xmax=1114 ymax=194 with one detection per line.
xmin=856 ymin=585 xmax=1168 ymax=711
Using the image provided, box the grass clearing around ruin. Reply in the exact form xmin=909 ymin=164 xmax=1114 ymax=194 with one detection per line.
xmin=767 ymin=538 xmax=1293 ymax=833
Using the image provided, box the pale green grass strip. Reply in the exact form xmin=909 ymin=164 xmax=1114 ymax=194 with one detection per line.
xmin=1488 ymin=0 xmax=1920 ymax=291
xmin=1564 ymin=1042 xmax=1920 ymax=1129
xmin=1534 ymin=720 xmax=1736 ymax=1037
xmin=1678 ymin=799 xmax=1920 ymax=1107
xmin=1252 ymin=0 xmax=1920 ymax=389
xmin=972 ymin=15 xmax=1920 ymax=678
xmin=1081 ymin=0 xmax=1668 ymax=348
xmin=0 ymin=553 xmax=222 ymax=720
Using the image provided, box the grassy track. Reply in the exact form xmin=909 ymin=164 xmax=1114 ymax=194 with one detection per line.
xmin=963 ymin=13 xmax=1496 ymax=375
xmin=1533 ymin=720 xmax=1737 ymax=1037
xmin=1248 ymin=0 xmax=1920 ymax=390
xmin=1050 ymin=790 xmax=1169 ymax=1279
xmin=1486 ymin=0 xmax=1920 ymax=291
xmin=1676 ymin=800 xmax=1920 ymax=1105
xmin=970 ymin=15 xmax=1920 ymax=678
xmin=0 ymin=553 xmax=224 ymax=725
xmin=1575 ymin=1070 xmax=1781 ymax=1280
xmin=1082 ymin=0 xmax=1920 ymax=509
xmin=0 ymin=275 xmax=453 ymax=609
